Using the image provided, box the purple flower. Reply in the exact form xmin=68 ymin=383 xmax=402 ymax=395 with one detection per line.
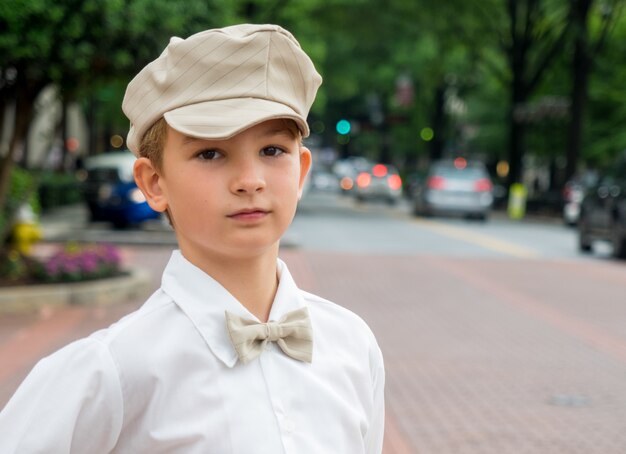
xmin=38 ymin=242 xmax=123 ymax=282
xmin=81 ymin=255 xmax=99 ymax=273
xmin=63 ymin=262 xmax=79 ymax=274
xmin=45 ymin=261 xmax=59 ymax=276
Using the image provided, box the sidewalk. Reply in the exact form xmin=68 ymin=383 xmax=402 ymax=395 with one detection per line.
xmin=38 ymin=203 xmax=301 ymax=247
xmin=39 ymin=204 xmax=89 ymax=241
xmin=38 ymin=204 xmax=178 ymax=246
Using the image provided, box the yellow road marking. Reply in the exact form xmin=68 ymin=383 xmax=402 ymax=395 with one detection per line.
xmin=411 ymin=218 xmax=540 ymax=259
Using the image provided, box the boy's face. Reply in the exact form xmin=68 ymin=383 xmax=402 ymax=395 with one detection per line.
xmin=135 ymin=119 xmax=311 ymax=264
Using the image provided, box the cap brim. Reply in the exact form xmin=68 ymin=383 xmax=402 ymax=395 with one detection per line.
xmin=163 ymin=98 xmax=310 ymax=141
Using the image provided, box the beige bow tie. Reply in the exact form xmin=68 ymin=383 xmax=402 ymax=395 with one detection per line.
xmin=225 ymin=307 xmax=313 ymax=364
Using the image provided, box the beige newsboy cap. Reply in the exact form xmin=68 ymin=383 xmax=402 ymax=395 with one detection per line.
xmin=122 ymin=24 xmax=322 ymax=156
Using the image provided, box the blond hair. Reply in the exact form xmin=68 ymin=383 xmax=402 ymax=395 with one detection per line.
xmin=138 ymin=117 xmax=168 ymax=172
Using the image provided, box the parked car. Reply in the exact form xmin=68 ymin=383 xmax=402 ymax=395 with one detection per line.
xmin=578 ymin=158 xmax=626 ymax=259
xmin=353 ymin=163 xmax=403 ymax=204
xmin=332 ymin=157 xmax=373 ymax=195
xmin=412 ymin=158 xmax=494 ymax=220
xmin=310 ymin=168 xmax=340 ymax=192
xmin=83 ymin=151 xmax=161 ymax=228
xmin=562 ymin=171 xmax=598 ymax=226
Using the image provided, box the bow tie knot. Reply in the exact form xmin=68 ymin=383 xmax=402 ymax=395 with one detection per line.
xmin=265 ymin=322 xmax=282 ymax=342
xmin=225 ymin=307 xmax=313 ymax=364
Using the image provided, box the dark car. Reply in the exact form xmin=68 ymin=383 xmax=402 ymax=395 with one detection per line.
xmin=578 ymin=157 xmax=626 ymax=259
xmin=83 ymin=151 xmax=161 ymax=228
xmin=412 ymin=158 xmax=494 ymax=220
xmin=562 ymin=171 xmax=598 ymax=226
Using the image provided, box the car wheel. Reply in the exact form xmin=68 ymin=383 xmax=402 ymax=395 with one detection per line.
xmin=112 ymin=219 xmax=130 ymax=229
xmin=578 ymin=215 xmax=592 ymax=253
xmin=87 ymin=203 xmax=101 ymax=222
xmin=412 ymin=204 xmax=428 ymax=217
xmin=611 ymin=227 xmax=626 ymax=259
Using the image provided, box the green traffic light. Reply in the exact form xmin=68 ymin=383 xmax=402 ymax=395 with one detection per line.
xmin=336 ymin=119 xmax=351 ymax=135
xmin=420 ymin=127 xmax=434 ymax=141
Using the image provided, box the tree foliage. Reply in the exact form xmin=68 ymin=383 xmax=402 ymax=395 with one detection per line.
xmin=1 ymin=0 xmax=626 ymax=228
xmin=0 ymin=0 xmax=236 ymax=238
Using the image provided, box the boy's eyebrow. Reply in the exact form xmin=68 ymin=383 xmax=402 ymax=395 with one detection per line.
xmin=182 ymin=136 xmax=203 ymax=145
xmin=261 ymin=128 xmax=296 ymax=139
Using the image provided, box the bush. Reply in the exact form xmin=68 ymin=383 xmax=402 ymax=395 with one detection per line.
xmin=38 ymin=171 xmax=84 ymax=210
xmin=0 ymin=167 xmax=39 ymax=237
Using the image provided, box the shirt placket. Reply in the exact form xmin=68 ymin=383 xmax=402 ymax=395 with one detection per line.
xmin=258 ymin=343 xmax=297 ymax=454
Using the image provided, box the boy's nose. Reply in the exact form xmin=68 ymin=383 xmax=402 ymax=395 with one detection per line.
xmin=231 ymin=164 xmax=266 ymax=194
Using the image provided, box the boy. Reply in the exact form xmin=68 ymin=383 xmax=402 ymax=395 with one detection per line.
xmin=0 ymin=24 xmax=385 ymax=453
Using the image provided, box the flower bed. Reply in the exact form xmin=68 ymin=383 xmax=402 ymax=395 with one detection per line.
xmin=0 ymin=243 xmax=125 ymax=287
xmin=0 ymin=243 xmax=152 ymax=315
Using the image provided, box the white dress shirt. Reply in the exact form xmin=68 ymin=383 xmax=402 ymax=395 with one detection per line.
xmin=0 ymin=251 xmax=385 ymax=453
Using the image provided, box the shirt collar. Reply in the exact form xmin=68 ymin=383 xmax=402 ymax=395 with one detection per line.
xmin=161 ymin=250 xmax=306 ymax=368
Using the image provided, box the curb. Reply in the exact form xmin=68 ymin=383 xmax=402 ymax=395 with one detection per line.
xmin=0 ymin=268 xmax=152 ymax=315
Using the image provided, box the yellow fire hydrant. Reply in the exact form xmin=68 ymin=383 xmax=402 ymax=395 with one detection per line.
xmin=10 ymin=204 xmax=43 ymax=255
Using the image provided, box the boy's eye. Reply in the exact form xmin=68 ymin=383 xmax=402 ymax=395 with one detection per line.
xmin=196 ymin=149 xmax=222 ymax=160
xmin=261 ymin=146 xmax=285 ymax=157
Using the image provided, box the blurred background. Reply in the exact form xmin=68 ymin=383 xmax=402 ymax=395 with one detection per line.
xmin=1 ymin=0 xmax=626 ymax=224
xmin=2 ymin=1 xmax=626 ymax=453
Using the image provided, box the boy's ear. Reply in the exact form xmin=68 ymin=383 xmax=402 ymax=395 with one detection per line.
xmin=133 ymin=157 xmax=168 ymax=212
xmin=297 ymin=146 xmax=312 ymax=200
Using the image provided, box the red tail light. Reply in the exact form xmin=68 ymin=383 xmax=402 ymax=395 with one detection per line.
xmin=372 ymin=164 xmax=388 ymax=178
xmin=356 ymin=172 xmax=371 ymax=188
xmin=387 ymin=174 xmax=402 ymax=190
xmin=474 ymin=178 xmax=493 ymax=192
xmin=428 ymin=175 xmax=447 ymax=190
xmin=340 ymin=177 xmax=354 ymax=190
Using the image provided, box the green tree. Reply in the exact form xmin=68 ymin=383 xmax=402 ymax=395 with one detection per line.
xmin=0 ymin=0 xmax=236 ymax=240
xmin=565 ymin=0 xmax=623 ymax=181
xmin=585 ymin=10 xmax=626 ymax=167
xmin=485 ymin=0 xmax=570 ymax=187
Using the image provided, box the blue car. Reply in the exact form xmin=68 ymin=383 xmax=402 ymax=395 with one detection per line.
xmin=83 ymin=151 xmax=161 ymax=228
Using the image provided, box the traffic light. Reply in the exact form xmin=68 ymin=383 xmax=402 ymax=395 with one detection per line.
xmin=336 ymin=119 xmax=351 ymax=135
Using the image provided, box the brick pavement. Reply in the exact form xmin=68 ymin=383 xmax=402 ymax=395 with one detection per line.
xmin=3 ymin=245 xmax=626 ymax=453
xmin=279 ymin=250 xmax=626 ymax=453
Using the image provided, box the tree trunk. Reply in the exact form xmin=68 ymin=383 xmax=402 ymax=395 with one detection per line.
xmin=566 ymin=0 xmax=592 ymax=183
xmin=0 ymin=76 xmax=43 ymax=216
xmin=508 ymin=37 xmax=527 ymax=187
xmin=429 ymin=83 xmax=446 ymax=161
xmin=379 ymin=127 xmax=391 ymax=164
xmin=0 ymin=96 xmax=33 ymax=210
xmin=59 ymin=94 xmax=69 ymax=171
xmin=87 ymin=95 xmax=98 ymax=156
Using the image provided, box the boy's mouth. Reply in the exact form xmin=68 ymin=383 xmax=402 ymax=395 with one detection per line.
xmin=227 ymin=208 xmax=270 ymax=221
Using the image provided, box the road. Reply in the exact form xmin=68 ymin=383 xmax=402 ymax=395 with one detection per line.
xmin=2 ymin=191 xmax=626 ymax=453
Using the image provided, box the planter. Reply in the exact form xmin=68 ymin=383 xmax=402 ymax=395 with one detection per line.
xmin=0 ymin=268 xmax=151 ymax=315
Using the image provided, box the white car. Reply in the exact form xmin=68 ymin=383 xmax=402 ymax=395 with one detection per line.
xmin=353 ymin=163 xmax=403 ymax=204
